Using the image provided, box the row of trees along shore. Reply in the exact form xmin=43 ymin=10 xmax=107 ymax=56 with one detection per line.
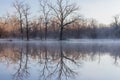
xmin=0 ymin=0 xmax=120 ymax=40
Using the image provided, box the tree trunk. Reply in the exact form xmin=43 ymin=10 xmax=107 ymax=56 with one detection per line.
xmin=26 ymin=27 xmax=29 ymax=41
xmin=20 ymin=26 xmax=23 ymax=40
xmin=45 ymin=23 xmax=48 ymax=40
xmin=60 ymin=26 xmax=63 ymax=40
xmin=26 ymin=17 xmax=29 ymax=41
xmin=26 ymin=25 xmax=29 ymax=41
xmin=20 ymin=15 xmax=23 ymax=40
xmin=40 ymin=25 xmax=43 ymax=40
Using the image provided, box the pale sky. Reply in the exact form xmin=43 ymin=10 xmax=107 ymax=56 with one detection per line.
xmin=0 ymin=0 xmax=120 ymax=24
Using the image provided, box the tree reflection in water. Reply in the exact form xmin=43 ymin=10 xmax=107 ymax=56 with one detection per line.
xmin=13 ymin=43 xmax=30 ymax=80
xmin=0 ymin=43 xmax=120 ymax=80
xmin=38 ymin=43 xmax=79 ymax=80
xmin=9 ymin=43 xmax=80 ymax=80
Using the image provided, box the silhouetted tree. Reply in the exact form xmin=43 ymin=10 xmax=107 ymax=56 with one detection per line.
xmin=89 ymin=19 xmax=97 ymax=38
xmin=113 ymin=15 xmax=120 ymax=38
xmin=39 ymin=0 xmax=51 ymax=40
xmin=49 ymin=0 xmax=79 ymax=40
xmin=13 ymin=0 xmax=24 ymax=39
xmin=22 ymin=4 xmax=30 ymax=41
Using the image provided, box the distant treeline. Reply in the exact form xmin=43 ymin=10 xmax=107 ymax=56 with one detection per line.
xmin=0 ymin=15 xmax=120 ymax=39
xmin=0 ymin=0 xmax=120 ymax=40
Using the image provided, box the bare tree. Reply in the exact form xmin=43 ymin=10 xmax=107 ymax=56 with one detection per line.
xmin=49 ymin=0 xmax=79 ymax=40
xmin=22 ymin=4 xmax=30 ymax=41
xmin=38 ymin=17 xmax=44 ymax=40
xmin=113 ymin=15 xmax=120 ymax=37
xmin=89 ymin=19 xmax=98 ymax=38
xmin=13 ymin=0 xmax=24 ymax=40
xmin=113 ymin=15 xmax=119 ymax=28
xmin=39 ymin=0 xmax=51 ymax=40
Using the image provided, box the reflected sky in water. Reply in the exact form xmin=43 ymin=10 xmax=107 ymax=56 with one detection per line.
xmin=0 ymin=42 xmax=120 ymax=80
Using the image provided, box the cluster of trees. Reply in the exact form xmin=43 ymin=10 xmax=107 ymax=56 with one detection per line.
xmin=0 ymin=0 xmax=120 ymax=40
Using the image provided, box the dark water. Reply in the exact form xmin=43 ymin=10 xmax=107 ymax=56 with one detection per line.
xmin=0 ymin=42 xmax=120 ymax=80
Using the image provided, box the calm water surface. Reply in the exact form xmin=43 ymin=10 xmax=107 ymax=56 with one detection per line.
xmin=0 ymin=42 xmax=120 ymax=80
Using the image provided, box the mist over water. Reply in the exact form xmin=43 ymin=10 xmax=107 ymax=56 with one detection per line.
xmin=0 ymin=42 xmax=120 ymax=80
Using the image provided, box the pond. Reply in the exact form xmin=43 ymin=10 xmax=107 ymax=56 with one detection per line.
xmin=0 ymin=42 xmax=120 ymax=80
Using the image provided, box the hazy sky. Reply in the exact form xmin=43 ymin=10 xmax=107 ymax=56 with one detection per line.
xmin=0 ymin=0 xmax=120 ymax=24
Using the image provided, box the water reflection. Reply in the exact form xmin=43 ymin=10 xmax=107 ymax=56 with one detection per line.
xmin=13 ymin=44 xmax=30 ymax=80
xmin=0 ymin=43 xmax=120 ymax=80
